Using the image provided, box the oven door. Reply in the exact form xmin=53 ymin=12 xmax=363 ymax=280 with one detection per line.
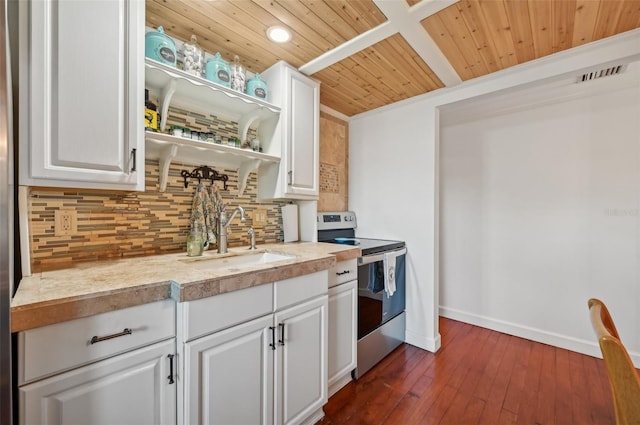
xmin=357 ymin=248 xmax=406 ymax=339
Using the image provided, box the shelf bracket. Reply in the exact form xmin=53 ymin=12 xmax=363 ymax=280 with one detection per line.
xmin=238 ymin=107 xmax=263 ymax=143
xmin=158 ymin=144 xmax=178 ymax=192
xmin=258 ymin=113 xmax=280 ymax=146
xmin=237 ymin=158 xmax=261 ymax=195
xmin=159 ymin=79 xmax=177 ymax=132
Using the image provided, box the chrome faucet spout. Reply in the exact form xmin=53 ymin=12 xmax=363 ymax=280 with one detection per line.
xmin=217 ymin=206 xmax=246 ymax=254
xmin=225 ymin=206 xmax=246 ymax=229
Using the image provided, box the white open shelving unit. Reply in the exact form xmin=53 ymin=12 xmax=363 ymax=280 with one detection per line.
xmin=144 ymin=58 xmax=282 ymax=195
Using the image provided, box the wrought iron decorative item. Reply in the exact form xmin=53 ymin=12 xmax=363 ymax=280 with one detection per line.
xmin=181 ymin=165 xmax=229 ymax=190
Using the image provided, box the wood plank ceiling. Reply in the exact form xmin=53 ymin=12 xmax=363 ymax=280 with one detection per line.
xmin=146 ymin=0 xmax=640 ymax=118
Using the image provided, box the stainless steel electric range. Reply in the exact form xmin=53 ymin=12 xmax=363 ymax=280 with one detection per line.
xmin=317 ymin=211 xmax=406 ymax=379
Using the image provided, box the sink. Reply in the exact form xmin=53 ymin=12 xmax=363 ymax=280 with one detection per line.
xmin=186 ymin=251 xmax=297 ymax=271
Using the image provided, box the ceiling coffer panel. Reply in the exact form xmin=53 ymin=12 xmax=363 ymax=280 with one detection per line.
xmin=146 ymin=0 xmax=386 ymax=73
xmin=146 ymin=0 xmax=640 ymax=117
xmin=312 ymin=34 xmax=444 ymax=117
xmin=422 ymin=0 xmax=640 ymax=81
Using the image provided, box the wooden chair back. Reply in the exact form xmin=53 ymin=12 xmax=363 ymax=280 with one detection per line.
xmin=588 ymin=298 xmax=640 ymax=425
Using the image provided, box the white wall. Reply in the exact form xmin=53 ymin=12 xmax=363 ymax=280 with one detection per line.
xmin=350 ymin=103 xmax=441 ymax=351
xmin=349 ymin=29 xmax=640 ymax=355
xmin=440 ymin=85 xmax=640 ymax=361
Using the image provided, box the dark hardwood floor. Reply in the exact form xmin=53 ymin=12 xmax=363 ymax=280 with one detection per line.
xmin=320 ymin=317 xmax=615 ymax=425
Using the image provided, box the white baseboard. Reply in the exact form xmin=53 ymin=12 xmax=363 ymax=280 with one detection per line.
xmin=405 ymin=329 xmax=441 ymax=353
xmin=328 ymin=373 xmax=352 ymax=398
xmin=439 ymin=306 xmax=640 ymax=367
xmin=302 ymin=408 xmax=324 ymax=425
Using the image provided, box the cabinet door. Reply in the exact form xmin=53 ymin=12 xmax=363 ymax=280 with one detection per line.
xmin=286 ymin=68 xmax=319 ymax=197
xmin=184 ymin=314 xmax=274 ymax=425
xmin=20 ymin=0 xmax=144 ymax=190
xmin=20 ymin=339 xmax=176 ymax=425
xmin=328 ymin=280 xmax=357 ymax=390
xmin=275 ymin=296 xmax=328 ymax=425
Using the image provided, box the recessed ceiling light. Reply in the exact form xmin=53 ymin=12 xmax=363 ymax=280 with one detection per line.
xmin=266 ymin=26 xmax=291 ymax=43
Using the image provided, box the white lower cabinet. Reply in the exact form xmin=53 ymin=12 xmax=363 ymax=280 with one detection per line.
xmin=275 ymin=296 xmax=327 ymax=425
xmin=180 ymin=271 xmax=328 ymax=425
xmin=18 ymin=300 xmax=177 ymax=425
xmin=20 ymin=339 xmax=176 ymax=425
xmin=327 ymin=280 xmax=357 ymax=396
xmin=184 ymin=314 xmax=274 ymax=425
xmin=327 ymin=259 xmax=358 ymax=396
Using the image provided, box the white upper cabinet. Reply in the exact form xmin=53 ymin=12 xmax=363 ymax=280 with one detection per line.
xmin=259 ymin=61 xmax=320 ymax=200
xmin=19 ymin=0 xmax=145 ymax=190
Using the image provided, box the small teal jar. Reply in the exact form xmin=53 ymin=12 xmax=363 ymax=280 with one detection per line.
xmin=205 ymin=53 xmax=231 ymax=88
xmin=246 ymin=73 xmax=268 ymax=100
xmin=145 ymin=26 xmax=176 ymax=67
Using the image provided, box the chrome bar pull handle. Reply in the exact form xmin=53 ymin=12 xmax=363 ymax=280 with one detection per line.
xmin=269 ymin=326 xmax=276 ymax=350
xmin=336 ymin=270 xmax=351 ymax=276
xmin=278 ymin=323 xmax=285 ymax=346
xmin=130 ymin=148 xmax=137 ymax=172
xmin=167 ymin=354 xmax=175 ymax=384
xmin=89 ymin=328 xmax=132 ymax=345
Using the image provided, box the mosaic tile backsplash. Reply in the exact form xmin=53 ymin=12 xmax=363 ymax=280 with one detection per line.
xmin=28 ymin=160 xmax=287 ymax=272
xmin=27 ymin=105 xmax=349 ymax=272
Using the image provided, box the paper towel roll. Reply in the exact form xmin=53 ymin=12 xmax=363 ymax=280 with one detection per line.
xmin=282 ymin=204 xmax=299 ymax=242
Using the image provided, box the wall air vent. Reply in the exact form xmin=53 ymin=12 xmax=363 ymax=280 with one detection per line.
xmin=577 ymin=65 xmax=627 ymax=83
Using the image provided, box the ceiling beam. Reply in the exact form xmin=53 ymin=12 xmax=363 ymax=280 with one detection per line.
xmin=299 ymin=0 xmax=461 ymax=87
xmin=410 ymin=0 xmax=460 ymax=21
xmin=373 ymin=0 xmax=461 ymax=87
xmin=299 ymin=21 xmax=397 ymax=75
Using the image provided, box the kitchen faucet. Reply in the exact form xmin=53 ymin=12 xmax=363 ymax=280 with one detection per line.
xmin=217 ymin=205 xmax=246 ymax=254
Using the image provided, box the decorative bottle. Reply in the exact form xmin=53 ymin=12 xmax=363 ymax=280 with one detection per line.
xmin=181 ymin=35 xmax=204 ymax=77
xmin=230 ymin=55 xmax=246 ymax=93
xmin=186 ymin=230 xmax=204 ymax=257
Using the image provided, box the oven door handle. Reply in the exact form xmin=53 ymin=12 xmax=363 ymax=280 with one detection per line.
xmin=358 ymin=247 xmax=407 ymax=265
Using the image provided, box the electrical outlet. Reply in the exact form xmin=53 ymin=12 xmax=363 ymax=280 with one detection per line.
xmin=253 ymin=209 xmax=268 ymax=228
xmin=55 ymin=210 xmax=78 ymax=236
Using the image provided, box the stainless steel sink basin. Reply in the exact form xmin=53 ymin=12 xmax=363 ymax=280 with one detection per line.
xmin=186 ymin=251 xmax=297 ymax=271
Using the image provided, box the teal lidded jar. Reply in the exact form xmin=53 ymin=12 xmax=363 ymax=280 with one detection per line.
xmin=246 ymin=73 xmax=268 ymax=100
xmin=205 ymin=53 xmax=231 ymax=88
xmin=145 ymin=26 xmax=177 ymax=67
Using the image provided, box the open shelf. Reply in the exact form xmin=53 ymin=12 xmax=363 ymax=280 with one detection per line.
xmin=145 ymin=132 xmax=280 ymax=195
xmin=144 ymin=58 xmax=281 ymax=145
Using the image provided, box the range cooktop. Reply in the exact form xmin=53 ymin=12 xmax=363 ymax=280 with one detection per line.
xmin=324 ymin=237 xmax=405 ymax=256
xmin=317 ymin=211 xmax=405 ymax=256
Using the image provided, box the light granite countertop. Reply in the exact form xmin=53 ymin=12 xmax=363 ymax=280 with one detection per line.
xmin=11 ymin=242 xmax=360 ymax=333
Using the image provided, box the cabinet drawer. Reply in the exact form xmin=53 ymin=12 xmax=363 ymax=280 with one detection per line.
xmin=19 ymin=299 xmax=175 ymax=385
xmin=181 ymin=283 xmax=273 ymax=342
xmin=274 ymin=270 xmax=328 ymax=311
xmin=328 ymin=259 xmax=357 ymax=288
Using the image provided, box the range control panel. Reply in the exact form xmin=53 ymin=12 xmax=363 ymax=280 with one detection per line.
xmin=317 ymin=211 xmax=357 ymax=230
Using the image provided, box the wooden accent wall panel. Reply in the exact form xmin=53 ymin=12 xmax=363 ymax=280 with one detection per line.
xmin=319 ymin=112 xmax=349 ymax=212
